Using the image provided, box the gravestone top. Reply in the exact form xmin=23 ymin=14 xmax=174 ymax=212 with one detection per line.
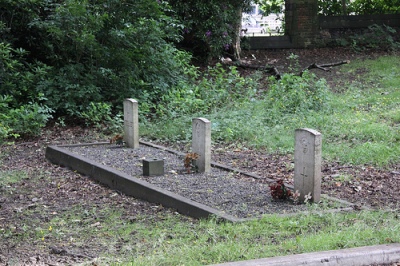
xmin=192 ymin=118 xmax=211 ymax=173
xmin=123 ymin=98 xmax=139 ymax=149
xmin=294 ymin=128 xmax=322 ymax=203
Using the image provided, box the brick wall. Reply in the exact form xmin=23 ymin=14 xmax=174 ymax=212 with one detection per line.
xmin=285 ymin=0 xmax=319 ymax=47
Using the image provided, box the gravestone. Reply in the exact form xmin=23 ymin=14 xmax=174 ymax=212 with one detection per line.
xmin=123 ymin=98 xmax=139 ymax=149
xmin=192 ymin=118 xmax=211 ymax=173
xmin=294 ymin=128 xmax=322 ymax=203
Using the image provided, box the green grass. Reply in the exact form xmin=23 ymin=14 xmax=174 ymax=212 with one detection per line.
xmin=7 ymin=197 xmax=397 ymax=265
xmin=142 ymin=55 xmax=400 ymax=166
xmin=0 ymin=170 xmax=29 ymax=186
xmin=128 ymin=210 xmax=399 ymax=266
xmin=133 ymin=54 xmax=400 ymax=263
xmin=40 ymin=207 xmax=398 ymax=265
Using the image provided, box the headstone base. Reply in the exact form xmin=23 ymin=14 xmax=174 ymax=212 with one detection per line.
xmin=143 ymin=159 xmax=164 ymax=176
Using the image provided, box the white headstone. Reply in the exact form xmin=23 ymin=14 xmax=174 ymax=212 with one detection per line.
xmin=294 ymin=128 xmax=322 ymax=203
xmin=192 ymin=118 xmax=211 ymax=173
xmin=123 ymin=98 xmax=139 ymax=149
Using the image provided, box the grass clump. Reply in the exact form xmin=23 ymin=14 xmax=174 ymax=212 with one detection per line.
xmin=267 ymin=71 xmax=330 ymax=114
xmin=0 ymin=170 xmax=29 ymax=187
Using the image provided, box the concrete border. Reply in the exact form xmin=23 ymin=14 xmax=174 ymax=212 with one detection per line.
xmin=45 ymin=142 xmax=354 ymax=222
xmin=45 ymin=144 xmax=241 ymax=222
xmin=210 ymin=243 xmax=400 ymax=266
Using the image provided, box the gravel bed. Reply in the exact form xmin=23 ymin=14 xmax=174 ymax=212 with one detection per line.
xmin=67 ymin=143 xmax=322 ymax=219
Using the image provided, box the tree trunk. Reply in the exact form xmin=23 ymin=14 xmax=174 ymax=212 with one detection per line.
xmin=341 ymin=0 xmax=347 ymax=15
xmin=232 ymin=6 xmax=242 ymax=61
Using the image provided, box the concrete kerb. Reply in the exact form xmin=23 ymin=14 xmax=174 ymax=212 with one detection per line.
xmin=46 ymin=141 xmax=356 ymax=222
xmin=45 ymin=143 xmax=241 ymax=222
xmin=210 ymin=243 xmax=400 ymax=266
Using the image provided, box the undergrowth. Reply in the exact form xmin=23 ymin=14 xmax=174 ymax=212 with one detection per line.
xmin=142 ymin=55 xmax=400 ymax=167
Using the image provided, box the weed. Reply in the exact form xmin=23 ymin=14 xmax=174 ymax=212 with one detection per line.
xmin=0 ymin=170 xmax=29 ymax=186
xmin=349 ymin=24 xmax=400 ymax=52
xmin=79 ymin=102 xmax=123 ymax=134
xmin=267 ymin=71 xmax=331 ymax=114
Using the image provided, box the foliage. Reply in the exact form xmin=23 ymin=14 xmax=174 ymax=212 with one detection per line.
xmin=143 ymin=55 xmax=400 ymax=166
xmin=33 ymin=0 xmax=189 ymax=116
xmin=1 ymin=0 xmax=191 ymax=121
xmin=258 ymin=0 xmax=285 ymax=15
xmin=168 ymin=0 xmax=252 ymax=59
xmin=0 ymin=95 xmax=53 ymax=140
xmin=267 ymin=71 xmax=330 ymax=114
xmin=79 ymin=102 xmax=123 ymax=133
xmin=318 ymin=0 xmax=400 ymax=15
xmin=0 ymin=96 xmax=16 ymax=141
xmin=157 ymin=63 xmax=260 ymax=117
xmin=349 ymin=24 xmax=400 ymax=51
xmin=318 ymin=0 xmax=348 ymax=16
xmin=0 ymin=42 xmax=53 ymax=141
xmin=0 ymin=42 xmax=51 ymax=106
xmin=349 ymin=0 xmax=400 ymax=14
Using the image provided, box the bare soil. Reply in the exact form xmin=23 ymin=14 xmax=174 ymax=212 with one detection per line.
xmin=1 ymin=48 xmax=399 ymax=265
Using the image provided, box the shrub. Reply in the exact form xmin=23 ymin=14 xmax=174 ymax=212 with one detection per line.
xmin=79 ymin=102 xmax=123 ymax=134
xmin=318 ymin=0 xmax=400 ymax=15
xmin=1 ymin=0 xmax=191 ymax=118
xmin=158 ymin=63 xmax=259 ymax=117
xmin=0 ymin=95 xmax=53 ymax=141
xmin=169 ymin=0 xmax=249 ymax=59
xmin=350 ymin=24 xmax=400 ymax=52
xmin=266 ymin=71 xmax=331 ymax=114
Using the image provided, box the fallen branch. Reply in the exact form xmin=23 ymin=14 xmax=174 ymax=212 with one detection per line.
xmin=233 ymin=60 xmax=350 ymax=79
xmin=235 ymin=62 xmax=281 ymax=79
xmin=300 ymin=60 xmax=350 ymax=76
xmin=49 ymin=245 xmax=92 ymax=259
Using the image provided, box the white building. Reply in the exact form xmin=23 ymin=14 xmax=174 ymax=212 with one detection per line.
xmin=241 ymin=3 xmax=283 ymax=36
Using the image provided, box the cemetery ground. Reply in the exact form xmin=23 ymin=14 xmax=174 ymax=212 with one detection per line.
xmin=1 ymin=48 xmax=400 ymax=265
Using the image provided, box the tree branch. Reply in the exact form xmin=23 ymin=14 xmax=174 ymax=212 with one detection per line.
xmin=232 ymin=60 xmax=350 ymax=79
xmin=300 ymin=60 xmax=350 ymax=76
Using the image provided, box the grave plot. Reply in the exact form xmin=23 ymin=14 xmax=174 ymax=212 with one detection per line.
xmin=45 ymin=99 xmax=354 ymax=222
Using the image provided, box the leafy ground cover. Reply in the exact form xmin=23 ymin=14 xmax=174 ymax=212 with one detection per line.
xmin=1 ymin=48 xmax=399 ymax=265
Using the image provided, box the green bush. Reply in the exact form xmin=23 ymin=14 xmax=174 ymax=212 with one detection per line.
xmin=0 ymin=96 xmax=16 ymax=141
xmin=0 ymin=42 xmax=53 ymax=141
xmin=350 ymin=24 xmax=400 ymax=51
xmin=158 ymin=63 xmax=259 ymax=117
xmin=0 ymin=42 xmax=51 ymax=106
xmin=169 ymin=0 xmax=249 ymax=59
xmin=266 ymin=71 xmax=330 ymax=114
xmin=318 ymin=0 xmax=400 ymax=15
xmin=79 ymin=102 xmax=123 ymax=133
xmin=0 ymin=95 xmax=53 ymax=141
xmin=1 ymin=0 xmax=192 ymax=119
